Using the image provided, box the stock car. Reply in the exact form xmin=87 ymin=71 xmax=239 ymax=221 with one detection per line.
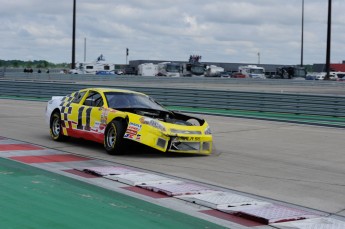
xmin=45 ymin=88 xmax=213 ymax=155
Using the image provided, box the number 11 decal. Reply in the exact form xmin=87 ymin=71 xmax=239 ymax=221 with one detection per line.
xmin=77 ymin=106 xmax=92 ymax=130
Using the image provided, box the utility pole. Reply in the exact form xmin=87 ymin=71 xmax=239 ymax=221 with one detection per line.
xmin=71 ymin=0 xmax=76 ymax=69
xmin=84 ymin=37 xmax=86 ymax=62
xmin=301 ymin=0 xmax=304 ymax=67
xmin=324 ymin=0 xmax=332 ymax=80
xmin=257 ymin=52 xmax=260 ymax=64
xmin=126 ymin=48 xmax=129 ymax=64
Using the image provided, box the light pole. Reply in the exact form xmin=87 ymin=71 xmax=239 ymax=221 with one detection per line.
xmin=257 ymin=52 xmax=260 ymax=64
xmin=126 ymin=48 xmax=129 ymax=64
xmin=300 ymin=0 xmax=304 ymax=67
xmin=84 ymin=37 xmax=86 ymax=62
xmin=71 ymin=0 xmax=76 ymax=69
xmin=324 ymin=0 xmax=332 ymax=80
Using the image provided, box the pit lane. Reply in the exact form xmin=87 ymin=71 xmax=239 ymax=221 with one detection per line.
xmin=1 ymin=98 xmax=344 ymax=220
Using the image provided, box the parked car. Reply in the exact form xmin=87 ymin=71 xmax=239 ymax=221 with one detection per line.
xmin=219 ymin=71 xmax=232 ymax=78
xmin=115 ymin=70 xmax=124 ymax=75
xmin=123 ymin=67 xmax=137 ymax=75
xmin=96 ymin=70 xmax=115 ymax=75
xmin=332 ymin=72 xmax=345 ymax=81
xmin=305 ymin=72 xmax=317 ymax=80
xmin=336 ymin=74 xmax=345 ymax=81
xmin=315 ymin=72 xmax=326 ymax=80
xmin=231 ymin=72 xmax=247 ymax=78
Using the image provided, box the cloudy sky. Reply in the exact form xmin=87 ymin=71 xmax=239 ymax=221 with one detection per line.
xmin=1 ymin=0 xmax=344 ymax=65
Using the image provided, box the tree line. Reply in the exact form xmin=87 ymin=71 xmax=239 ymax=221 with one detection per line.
xmin=0 ymin=59 xmax=69 ymax=68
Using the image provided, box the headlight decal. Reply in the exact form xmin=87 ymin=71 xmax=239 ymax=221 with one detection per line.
xmin=170 ymin=129 xmax=202 ymax=135
xmin=139 ymin=117 xmax=166 ymax=132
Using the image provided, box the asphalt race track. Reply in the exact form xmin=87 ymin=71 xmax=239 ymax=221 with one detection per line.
xmin=1 ymin=98 xmax=345 ymax=217
xmin=0 ymin=98 xmax=344 ymax=220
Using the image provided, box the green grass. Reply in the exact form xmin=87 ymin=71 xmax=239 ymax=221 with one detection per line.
xmin=0 ymin=157 xmax=226 ymax=229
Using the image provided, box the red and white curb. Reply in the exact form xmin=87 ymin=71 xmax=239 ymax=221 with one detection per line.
xmin=1 ymin=137 xmax=344 ymax=229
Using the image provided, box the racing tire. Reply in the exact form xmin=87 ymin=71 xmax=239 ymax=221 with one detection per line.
xmin=50 ymin=112 xmax=67 ymax=141
xmin=104 ymin=120 xmax=126 ymax=155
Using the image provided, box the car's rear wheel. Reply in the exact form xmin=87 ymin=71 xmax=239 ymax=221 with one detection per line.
xmin=50 ymin=112 xmax=67 ymax=141
xmin=104 ymin=120 xmax=126 ymax=155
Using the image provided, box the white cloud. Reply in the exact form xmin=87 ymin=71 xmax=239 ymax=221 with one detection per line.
xmin=0 ymin=0 xmax=344 ymax=64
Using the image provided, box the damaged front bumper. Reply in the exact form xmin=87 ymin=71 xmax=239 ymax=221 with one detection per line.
xmin=155 ymin=134 xmax=213 ymax=155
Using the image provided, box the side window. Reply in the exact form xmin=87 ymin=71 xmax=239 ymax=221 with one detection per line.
xmin=72 ymin=91 xmax=86 ymax=104
xmin=83 ymin=91 xmax=103 ymax=107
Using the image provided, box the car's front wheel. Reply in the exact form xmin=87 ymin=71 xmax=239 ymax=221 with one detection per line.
xmin=104 ymin=120 xmax=126 ymax=155
xmin=50 ymin=112 xmax=67 ymax=141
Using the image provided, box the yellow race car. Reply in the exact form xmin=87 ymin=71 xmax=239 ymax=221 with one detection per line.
xmin=45 ymin=88 xmax=212 ymax=155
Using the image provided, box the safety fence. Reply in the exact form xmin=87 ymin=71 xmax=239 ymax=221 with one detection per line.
xmin=0 ymin=68 xmax=4 ymax=78
xmin=1 ymin=80 xmax=345 ymax=119
xmin=3 ymin=72 xmax=345 ymax=89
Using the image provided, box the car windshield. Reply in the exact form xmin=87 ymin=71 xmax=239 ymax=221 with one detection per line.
xmin=105 ymin=92 xmax=168 ymax=111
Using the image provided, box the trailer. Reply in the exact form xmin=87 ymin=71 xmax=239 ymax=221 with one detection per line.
xmin=205 ymin=65 xmax=225 ymax=77
xmin=138 ymin=63 xmax=158 ymax=76
xmin=182 ymin=55 xmax=206 ymax=77
xmin=276 ymin=66 xmax=306 ymax=79
xmin=70 ymin=54 xmax=116 ymax=74
xmin=238 ymin=65 xmax=265 ymax=79
xmin=157 ymin=62 xmax=181 ymax=77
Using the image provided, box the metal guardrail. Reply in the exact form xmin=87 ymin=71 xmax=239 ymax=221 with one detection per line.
xmin=3 ymin=72 xmax=345 ymax=89
xmin=1 ymin=80 xmax=345 ymax=118
xmin=0 ymin=67 xmax=4 ymax=78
